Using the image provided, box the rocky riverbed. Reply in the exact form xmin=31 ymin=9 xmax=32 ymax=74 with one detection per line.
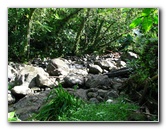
xmin=8 ymin=51 xmax=137 ymax=121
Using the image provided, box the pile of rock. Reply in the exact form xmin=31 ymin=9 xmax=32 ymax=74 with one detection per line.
xmin=8 ymin=51 xmax=137 ymax=120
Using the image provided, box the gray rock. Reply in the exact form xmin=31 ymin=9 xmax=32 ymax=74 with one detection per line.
xmin=87 ymin=92 xmax=98 ymax=98
xmin=35 ymin=74 xmax=55 ymax=88
xmin=105 ymin=90 xmax=119 ymax=99
xmin=88 ymin=64 xmax=103 ymax=74
xmin=85 ymin=74 xmax=112 ymax=89
xmin=8 ymin=91 xmax=16 ymax=104
xmin=64 ymin=74 xmax=85 ymax=87
xmin=69 ymin=68 xmax=88 ymax=76
xmin=47 ymin=58 xmax=69 ymax=76
xmin=112 ymin=83 xmax=123 ymax=91
xmin=98 ymin=89 xmax=108 ymax=98
xmin=15 ymin=65 xmax=49 ymax=85
xmin=11 ymin=83 xmax=32 ymax=96
xmin=89 ymin=98 xmax=99 ymax=103
xmin=66 ymin=88 xmax=88 ymax=101
xmin=8 ymin=65 xmax=17 ymax=82
xmin=96 ymin=95 xmax=104 ymax=102
xmin=9 ymin=90 xmax=51 ymax=121
xmin=12 ymin=65 xmax=51 ymax=97
xmin=95 ymin=60 xmax=116 ymax=71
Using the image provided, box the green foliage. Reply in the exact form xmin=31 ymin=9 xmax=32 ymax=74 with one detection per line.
xmin=8 ymin=111 xmax=21 ymax=122
xmin=128 ymin=9 xmax=158 ymax=81
xmin=54 ymin=96 xmax=140 ymax=121
xmin=126 ymin=8 xmax=158 ymax=116
xmin=32 ymin=84 xmax=84 ymax=121
xmin=8 ymin=84 xmax=14 ymax=90
xmin=31 ymin=92 xmax=141 ymax=121
xmin=8 ymin=8 xmax=144 ymax=62
xmin=130 ymin=8 xmax=158 ymax=33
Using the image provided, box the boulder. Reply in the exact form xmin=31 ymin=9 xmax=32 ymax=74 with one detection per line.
xmin=15 ymin=65 xmax=49 ymax=86
xmin=105 ymin=90 xmax=119 ymax=99
xmin=66 ymin=88 xmax=88 ymax=101
xmin=11 ymin=82 xmax=32 ymax=96
xmin=89 ymin=98 xmax=99 ymax=103
xmin=9 ymin=90 xmax=51 ymax=121
xmin=95 ymin=60 xmax=116 ymax=71
xmin=88 ymin=64 xmax=103 ymax=74
xmin=70 ymin=68 xmax=88 ymax=76
xmin=35 ymin=74 xmax=55 ymax=88
xmin=85 ymin=74 xmax=112 ymax=89
xmin=87 ymin=92 xmax=98 ymax=99
xmin=46 ymin=58 xmax=69 ymax=76
xmin=64 ymin=74 xmax=85 ymax=87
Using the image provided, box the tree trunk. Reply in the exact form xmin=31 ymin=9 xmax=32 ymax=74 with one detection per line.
xmin=25 ymin=8 xmax=36 ymax=60
xmin=74 ymin=9 xmax=90 ymax=55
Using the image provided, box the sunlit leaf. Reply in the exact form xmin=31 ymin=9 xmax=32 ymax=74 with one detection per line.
xmin=142 ymin=17 xmax=153 ymax=32
xmin=54 ymin=13 xmax=61 ymax=20
xmin=129 ymin=17 xmax=142 ymax=28
xmin=8 ymin=112 xmax=15 ymax=118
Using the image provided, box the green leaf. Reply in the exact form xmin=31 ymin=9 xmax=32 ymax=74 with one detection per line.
xmin=129 ymin=17 xmax=142 ymax=28
xmin=36 ymin=21 xmax=52 ymax=32
xmin=8 ymin=112 xmax=15 ymax=118
xmin=54 ymin=13 xmax=61 ymax=20
xmin=142 ymin=8 xmax=152 ymax=17
xmin=142 ymin=17 xmax=153 ymax=32
xmin=153 ymin=15 xmax=158 ymax=24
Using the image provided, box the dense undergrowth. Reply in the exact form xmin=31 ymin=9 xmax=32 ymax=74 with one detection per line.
xmin=8 ymin=84 xmax=158 ymax=122
xmin=29 ymin=85 xmax=142 ymax=121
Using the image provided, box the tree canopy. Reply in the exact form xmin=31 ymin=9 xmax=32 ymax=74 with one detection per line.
xmin=9 ymin=8 xmax=158 ymax=61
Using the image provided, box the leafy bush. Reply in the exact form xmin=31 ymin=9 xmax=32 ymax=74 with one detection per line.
xmin=32 ymin=92 xmax=141 ymax=121
xmin=32 ymin=84 xmax=84 ymax=121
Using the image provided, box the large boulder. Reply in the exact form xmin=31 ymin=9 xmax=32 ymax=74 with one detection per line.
xmin=11 ymin=65 xmax=53 ymax=97
xmin=15 ymin=65 xmax=49 ymax=86
xmin=8 ymin=90 xmax=51 ymax=121
xmin=35 ymin=74 xmax=55 ymax=88
xmin=46 ymin=58 xmax=70 ymax=76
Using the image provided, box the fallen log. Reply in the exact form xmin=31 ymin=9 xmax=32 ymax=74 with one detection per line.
xmin=104 ymin=67 xmax=133 ymax=78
